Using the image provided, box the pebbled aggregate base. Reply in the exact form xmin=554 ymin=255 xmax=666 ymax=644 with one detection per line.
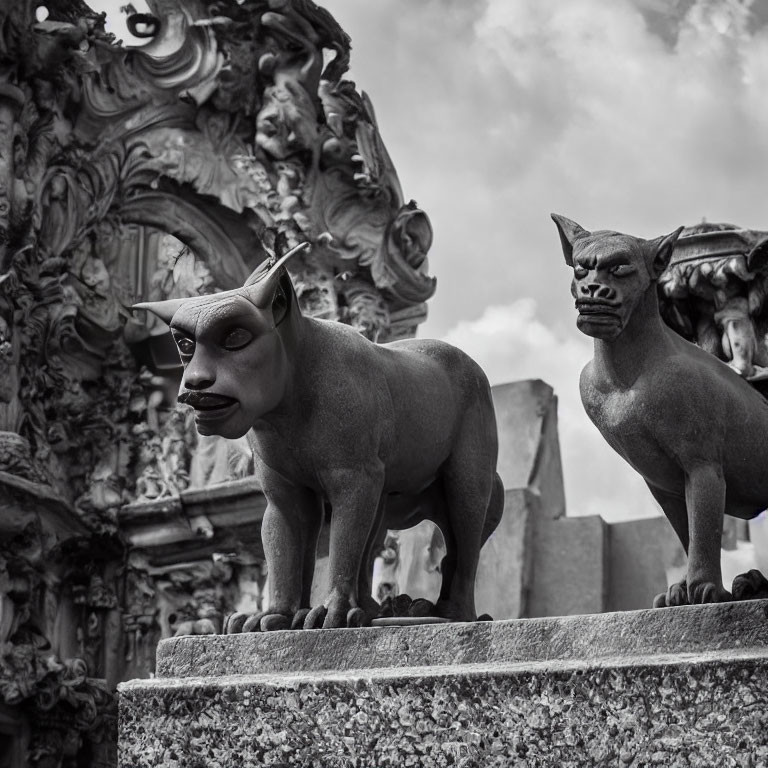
xmin=119 ymin=602 xmax=768 ymax=767
xmin=120 ymin=658 xmax=768 ymax=767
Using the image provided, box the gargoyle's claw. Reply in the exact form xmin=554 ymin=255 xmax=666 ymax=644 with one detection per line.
xmin=242 ymin=613 xmax=266 ymax=632
xmin=260 ymin=613 xmax=291 ymax=631
xmin=346 ymin=607 xmax=365 ymax=627
xmin=224 ymin=612 xmax=248 ymax=634
xmin=392 ymin=593 xmax=413 ymax=616
xmin=408 ymin=598 xmax=433 ymax=617
xmin=304 ymin=605 xmax=327 ymax=629
xmin=732 ymin=569 xmax=768 ymax=601
xmin=688 ymin=581 xmax=731 ymax=605
xmin=654 ymin=578 xmax=688 ymax=608
xmin=291 ymin=608 xmax=311 ymax=629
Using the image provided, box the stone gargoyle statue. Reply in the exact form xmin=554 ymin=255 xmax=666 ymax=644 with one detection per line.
xmin=133 ymin=243 xmax=503 ymax=630
xmin=553 ymin=214 xmax=768 ymax=607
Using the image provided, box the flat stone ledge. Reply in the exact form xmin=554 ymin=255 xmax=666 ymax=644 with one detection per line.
xmin=157 ymin=598 xmax=768 ymax=678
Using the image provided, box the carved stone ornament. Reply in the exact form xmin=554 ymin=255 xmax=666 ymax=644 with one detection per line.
xmin=658 ymin=222 xmax=768 ymax=385
xmin=554 ymin=214 xmax=768 ymax=610
xmin=0 ymin=1 xmax=435 ymax=765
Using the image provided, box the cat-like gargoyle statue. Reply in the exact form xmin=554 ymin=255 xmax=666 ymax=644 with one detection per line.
xmin=553 ymin=214 xmax=768 ymax=607
xmin=134 ymin=243 xmax=503 ymax=630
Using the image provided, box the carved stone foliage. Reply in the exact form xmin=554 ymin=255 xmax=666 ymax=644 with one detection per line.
xmin=0 ymin=0 xmax=436 ymax=498
xmin=659 ymin=223 xmax=768 ymax=384
xmin=0 ymin=2 xmax=435 ymax=763
xmin=0 ymin=503 xmax=118 ymax=768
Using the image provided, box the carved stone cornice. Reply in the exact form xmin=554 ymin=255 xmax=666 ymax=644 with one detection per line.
xmin=119 ymin=476 xmax=267 ymax=567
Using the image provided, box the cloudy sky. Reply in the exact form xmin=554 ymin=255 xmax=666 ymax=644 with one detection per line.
xmin=99 ymin=0 xmax=768 ymax=521
xmin=319 ymin=0 xmax=768 ymax=522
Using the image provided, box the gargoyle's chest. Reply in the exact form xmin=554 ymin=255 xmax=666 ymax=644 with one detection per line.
xmin=580 ymin=377 xmax=684 ymax=490
xmin=581 ymin=384 xmax=644 ymax=436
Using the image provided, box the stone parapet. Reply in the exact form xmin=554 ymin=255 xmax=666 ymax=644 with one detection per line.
xmin=119 ymin=600 xmax=768 ymax=767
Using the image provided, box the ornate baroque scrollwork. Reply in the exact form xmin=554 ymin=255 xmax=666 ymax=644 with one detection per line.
xmin=0 ymin=2 xmax=436 ymax=763
xmin=659 ymin=223 xmax=768 ymax=384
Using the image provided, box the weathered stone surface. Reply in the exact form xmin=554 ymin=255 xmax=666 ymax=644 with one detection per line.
xmin=155 ymin=599 xmax=768 ymax=678
xmin=472 ymin=381 xmax=566 ymax=620
xmin=120 ymin=600 xmax=768 ymax=766
xmin=607 ymin=516 xmax=684 ymax=612
xmin=527 ymin=514 xmax=607 ymax=618
xmin=491 ymin=380 xmax=565 ymax=520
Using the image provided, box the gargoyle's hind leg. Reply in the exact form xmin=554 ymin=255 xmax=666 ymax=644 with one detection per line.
xmin=356 ymin=497 xmax=388 ymax=620
xmin=435 ymin=419 xmax=499 ymax=622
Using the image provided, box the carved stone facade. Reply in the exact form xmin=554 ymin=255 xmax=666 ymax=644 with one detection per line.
xmin=0 ymin=1 xmax=434 ymax=765
xmin=659 ymin=223 xmax=768 ymax=388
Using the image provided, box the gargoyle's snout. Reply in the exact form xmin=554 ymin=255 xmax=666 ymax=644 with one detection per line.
xmin=577 ymin=282 xmax=617 ymax=301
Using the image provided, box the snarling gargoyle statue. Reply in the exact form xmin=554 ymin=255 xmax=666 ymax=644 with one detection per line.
xmin=134 ymin=243 xmax=503 ymax=630
xmin=553 ymin=214 xmax=768 ymax=607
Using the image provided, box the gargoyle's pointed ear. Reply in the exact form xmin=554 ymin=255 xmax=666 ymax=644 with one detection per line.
xmin=131 ymin=297 xmax=188 ymax=325
xmin=551 ymin=214 xmax=589 ymax=267
xmin=244 ymin=241 xmax=310 ymax=308
xmin=648 ymin=226 xmax=685 ymax=279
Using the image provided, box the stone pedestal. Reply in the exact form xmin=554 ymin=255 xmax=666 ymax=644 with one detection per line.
xmin=119 ymin=600 xmax=768 ymax=767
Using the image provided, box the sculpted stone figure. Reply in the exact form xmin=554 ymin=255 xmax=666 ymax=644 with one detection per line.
xmin=134 ymin=243 xmax=503 ymax=630
xmin=553 ymin=214 xmax=768 ymax=607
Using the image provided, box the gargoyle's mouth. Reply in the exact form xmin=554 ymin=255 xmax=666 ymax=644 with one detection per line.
xmin=575 ymin=299 xmax=621 ymax=315
xmin=178 ymin=391 xmax=238 ymax=411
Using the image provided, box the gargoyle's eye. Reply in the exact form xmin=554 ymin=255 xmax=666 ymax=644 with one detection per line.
xmin=173 ymin=334 xmax=195 ymax=357
xmin=574 ymin=266 xmax=589 ymax=279
xmin=222 ymin=328 xmax=254 ymax=351
xmin=610 ymin=264 xmax=635 ymax=277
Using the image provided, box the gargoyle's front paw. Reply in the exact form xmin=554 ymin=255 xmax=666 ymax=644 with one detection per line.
xmin=224 ymin=611 xmax=292 ymax=632
xmin=346 ymin=607 xmax=366 ymax=627
xmin=687 ymin=580 xmax=731 ymax=605
xmin=653 ymin=579 xmax=688 ymax=608
xmin=323 ymin=595 xmax=353 ymax=628
xmin=408 ymin=598 xmax=434 ymax=617
xmin=732 ymin=569 xmax=768 ymax=601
